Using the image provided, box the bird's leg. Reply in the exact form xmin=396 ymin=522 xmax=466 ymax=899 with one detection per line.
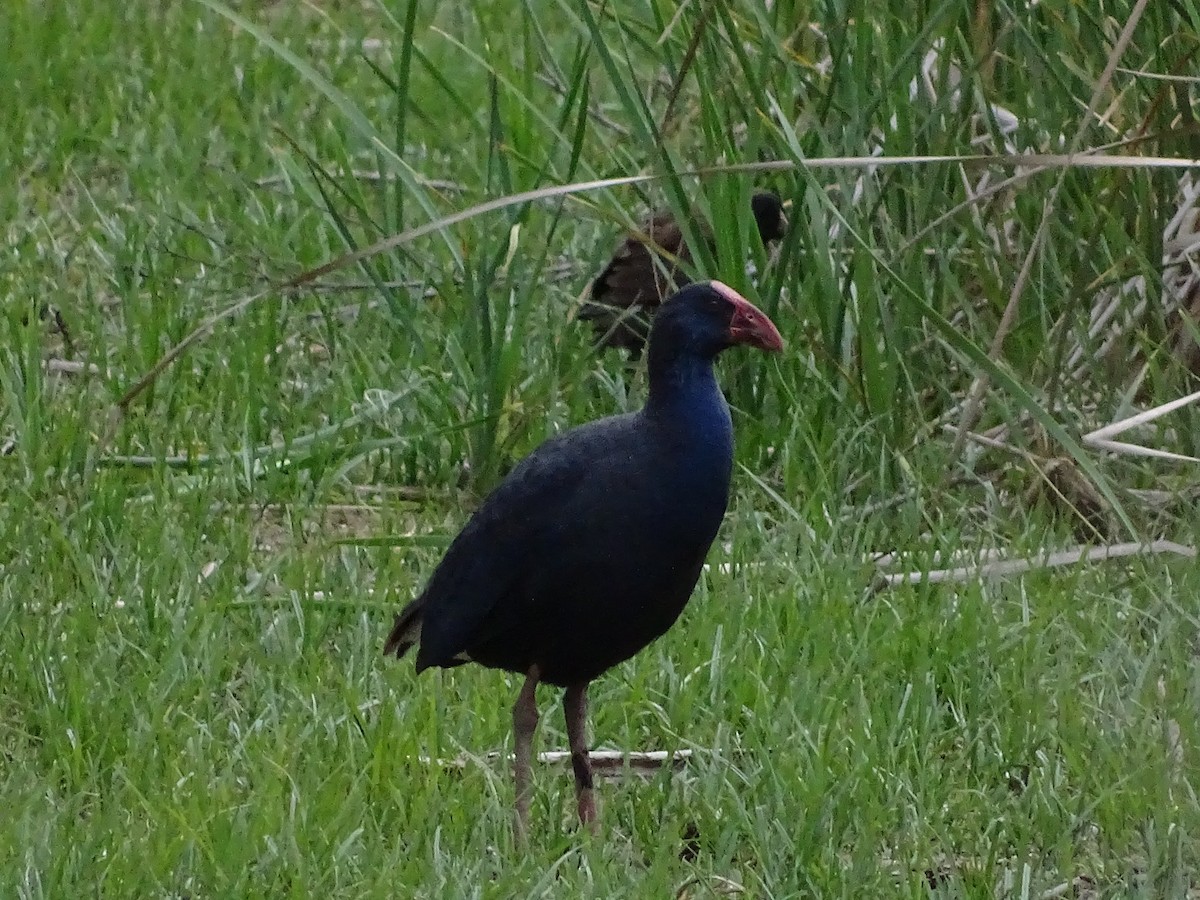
xmin=563 ymin=682 xmax=597 ymax=831
xmin=512 ymin=666 xmax=541 ymax=843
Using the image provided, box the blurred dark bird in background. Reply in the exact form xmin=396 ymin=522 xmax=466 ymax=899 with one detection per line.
xmin=579 ymin=191 xmax=787 ymax=357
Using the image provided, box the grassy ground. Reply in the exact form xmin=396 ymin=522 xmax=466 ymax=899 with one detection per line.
xmin=4 ymin=1 xmax=1200 ymax=896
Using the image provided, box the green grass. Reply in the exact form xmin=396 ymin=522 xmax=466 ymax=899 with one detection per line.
xmin=4 ymin=0 xmax=1200 ymax=895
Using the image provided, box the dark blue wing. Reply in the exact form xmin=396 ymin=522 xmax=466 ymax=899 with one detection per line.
xmin=413 ymin=416 xmax=635 ymax=670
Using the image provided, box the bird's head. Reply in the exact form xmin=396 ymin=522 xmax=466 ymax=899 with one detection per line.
xmin=650 ymin=281 xmax=784 ymax=360
xmin=751 ymin=191 xmax=789 ymax=243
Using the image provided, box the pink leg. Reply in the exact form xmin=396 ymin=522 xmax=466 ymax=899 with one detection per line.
xmin=563 ymin=683 xmax=597 ymax=831
xmin=512 ymin=666 xmax=541 ymax=843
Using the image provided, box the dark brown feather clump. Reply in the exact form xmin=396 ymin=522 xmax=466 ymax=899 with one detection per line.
xmin=580 ymin=191 xmax=787 ymax=357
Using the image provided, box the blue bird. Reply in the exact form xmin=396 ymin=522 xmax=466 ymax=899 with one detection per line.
xmin=385 ymin=280 xmax=783 ymax=838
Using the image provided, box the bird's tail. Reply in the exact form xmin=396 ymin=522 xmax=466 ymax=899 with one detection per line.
xmin=383 ymin=597 xmax=424 ymax=658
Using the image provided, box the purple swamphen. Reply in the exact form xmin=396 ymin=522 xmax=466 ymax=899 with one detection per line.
xmin=385 ymin=280 xmax=784 ymax=838
xmin=580 ymin=192 xmax=787 ymax=357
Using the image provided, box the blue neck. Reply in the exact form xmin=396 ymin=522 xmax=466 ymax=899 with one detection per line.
xmin=645 ymin=352 xmax=733 ymax=452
